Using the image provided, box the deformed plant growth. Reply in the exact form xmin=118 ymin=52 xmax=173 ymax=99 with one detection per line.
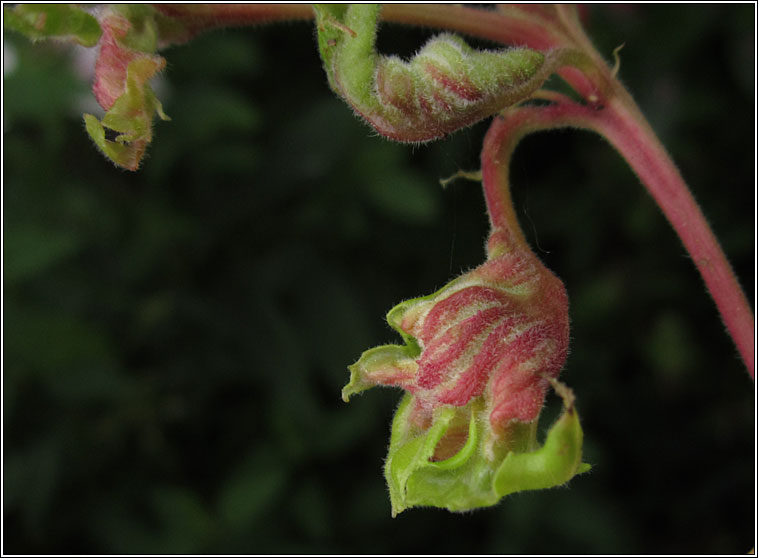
xmin=4 ymin=0 xmax=754 ymax=536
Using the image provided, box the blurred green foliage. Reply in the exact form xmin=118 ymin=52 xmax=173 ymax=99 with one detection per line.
xmin=3 ymin=5 xmax=754 ymax=554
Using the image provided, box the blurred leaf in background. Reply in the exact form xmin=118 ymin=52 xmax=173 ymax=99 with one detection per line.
xmin=3 ymin=5 xmax=754 ymax=554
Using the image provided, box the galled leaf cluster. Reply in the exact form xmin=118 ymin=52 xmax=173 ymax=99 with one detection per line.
xmin=4 ymin=4 xmax=189 ymax=170
xmin=314 ymin=4 xmax=565 ymax=142
xmin=5 ymin=2 xmax=594 ymax=517
xmin=318 ymin=3 xmax=590 ymax=514
xmin=345 ymin=221 xmax=589 ymax=514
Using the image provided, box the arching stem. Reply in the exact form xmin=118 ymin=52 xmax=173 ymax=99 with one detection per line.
xmin=595 ymin=96 xmax=754 ymax=378
xmin=152 ymin=3 xmax=754 ymax=377
xmin=482 ymin=100 xmax=754 ymax=378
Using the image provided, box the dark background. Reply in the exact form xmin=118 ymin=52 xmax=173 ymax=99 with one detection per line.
xmin=4 ymin=4 xmax=755 ymax=554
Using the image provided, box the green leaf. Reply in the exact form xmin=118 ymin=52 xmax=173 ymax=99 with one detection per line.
xmin=313 ymin=4 xmax=551 ymax=142
xmin=313 ymin=4 xmax=351 ymax=93
xmin=3 ymin=4 xmax=102 ymax=47
xmin=84 ymin=56 xmax=169 ymax=171
xmin=494 ymin=405 xmax=590 ymax=495
xmin=343 ymin=344 xmax=416 ymax=401
xmin=385 ymin=389 xmax=590 ymax=516
xmin=110 ymin=4 xmax=161 ymax=52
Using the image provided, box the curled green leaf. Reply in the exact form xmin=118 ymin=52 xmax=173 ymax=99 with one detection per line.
xmin=314 ymin=4 xmax=565 ymax=142
xmin=84 ymin=56 xmax=169 ymax=171
xmin=5 ymin=4 xmax=187 ymax=171
xmin=386 ymin=385 xmax=589 ymax=516
xmin=343 ymin=98 xmax=590 ymax=513
xmin=344 ymin=227 xmax=589 ymax=515
xmin=83 ymin=7 xmax=174 ymax=170
xmin=3 ymin=4 xmax=102 ymax=47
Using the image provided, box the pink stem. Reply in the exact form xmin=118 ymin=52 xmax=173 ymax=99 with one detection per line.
xmin=152 ymin=3 xmax=314 ymax=30
xmin=481 ymin=114 xmax=534 ymax=245
xmin=596 ymin=97 xmax=755 ymax=378
xmin=153 ymin=4 xmax=561 ymax=47
xmin=152 ymin=4 xmax=753 ymax=377
xmin=151 ymin=4 xmax=596 ymax=98
xmin=482 ymin=102 xmax=754 ymax=378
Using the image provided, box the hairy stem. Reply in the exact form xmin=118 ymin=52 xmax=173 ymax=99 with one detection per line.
xmin=151 ymin=4 xmax=597 ymax=97
xmin=596 ymin=94 xmax=754 ymax=378
xmin=152 ymin=3 xmax=753 ymax=376
xmin=152 ymin=3 xmax=314 ymax=31
xmin=484 ymin=100 xmax=754 ymax=378
xmin=152 ymin=3 xmax=560 ymax=46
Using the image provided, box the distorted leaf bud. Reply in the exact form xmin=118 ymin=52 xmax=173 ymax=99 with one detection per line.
xmin=92 ymin=12 xmax=164 ymax=111
xmin=343 ymin=101 xmax=589 ymax=514
xmin=314 ymin=4 xmax=554 ymax=142
xmin=345 ymin=221 xmax=587 ymax=514
xmin=84 ymin=6 xmax=170 ymax=170
xmin=373 ymin=36 xmax=544 ymax=141
xmin=346 ymin=222 xmax=569 ymax=437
